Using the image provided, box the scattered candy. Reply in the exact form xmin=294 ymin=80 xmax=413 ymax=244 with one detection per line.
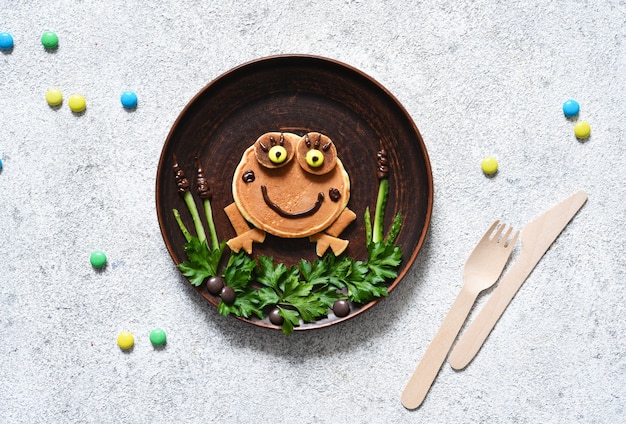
xmin=481 ymin=156 xmax=498 ymax=175
xmin=90 ymin=250 xmax=107 ymax=268
xmin=45 ymin=88 xmax=63 ymax=107
xmin=120 ymin=90 xmax=138 ymax=109
xmin=0 ymin=32 xmax=14 ymax=50
xmin=574 ymin=121 xmax=591 ymax=139
xmin=562 ymin=99 xmax=580 ymax=117
xmin=117 ymin=331 xmax=134 ymax=350
xmin=68 ymin=94 xmax=86 ymax=113
xmin=149 ymin=328 xmax=167 ymax=346
xmin=41 ymin=31 xmax=59 ymax=49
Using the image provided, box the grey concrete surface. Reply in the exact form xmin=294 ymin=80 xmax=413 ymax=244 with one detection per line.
xmin=1 ymin=1 xmax=624 ymax=423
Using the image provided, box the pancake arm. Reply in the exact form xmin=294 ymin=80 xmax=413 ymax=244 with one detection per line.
xmin=324 ymin=208 xmax=356 ymax=237
xmin=224 ymin=202 xmax=266 ymax=254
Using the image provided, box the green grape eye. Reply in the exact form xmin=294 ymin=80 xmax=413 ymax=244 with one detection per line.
xmin=305 ymin=149 xmax=324 ymax=167
xmin=268 ymin=145 xmax=288 ymax=164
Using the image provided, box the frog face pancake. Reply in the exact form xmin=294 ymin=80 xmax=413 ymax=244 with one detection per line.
xmin=232 ymin=132 xmax=351 ymax=239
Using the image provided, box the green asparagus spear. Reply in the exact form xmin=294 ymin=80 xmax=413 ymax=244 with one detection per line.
xmin=372 ymin=148 xmax=390 ymax=244
xmin=195 ymin=157 xmax=219 ymax=250
xmin=173 ymin=155 xmax=207 ymax=244
xmin=173 ymin=208 xmax=192 ymax=242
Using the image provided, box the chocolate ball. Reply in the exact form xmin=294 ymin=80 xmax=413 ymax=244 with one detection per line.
xmin=268 ymin=308 xmax=284 ymax=326
xmin=332 ymin=299 xmax=350 ymax=317
xmin=220 ymin=286 xmax=236 ymax=305
xmin=206 ymin=276 xmax=225 ymax=295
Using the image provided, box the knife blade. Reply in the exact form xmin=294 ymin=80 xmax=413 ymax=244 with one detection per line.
xmin=448 ymin=189 xmax=587 ymax=370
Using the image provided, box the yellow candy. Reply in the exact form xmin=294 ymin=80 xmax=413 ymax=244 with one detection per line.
xmin=117 ymin=331 xmax=134 ymax=350
xmin=481 ymin=156 xmax=498 ymax=175
xmin=68 ymin=94 xmax=86 ymax=113
xmin=574 ymin=121 xmax=591 ymax=139
xmin=305 ymin=149 xmax=324 ymax=167
xmin=45 ymin=88 xmax=63 ymax=107
xmin=268 ymin=145 xmax=287 ymax=164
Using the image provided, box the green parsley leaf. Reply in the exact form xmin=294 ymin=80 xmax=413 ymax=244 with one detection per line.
xmin=367 ymin=241 xmax=402 ymax=283
xmin=322 ymin=254 xmax=355 ymax=289
xmin=177 ymin=238 xmax=225 ymax=286
xmin=256 ymin=287 xmax=281 ymax=310
xmin=298 ymin=258 xmax=329 ymax=286
xmin=340 ymin=257 xmax=388 ymax=304
xmin=278 ymin=308 xmax=300 ymax=336
xmin=281 ymin=280 xmax=328 ymax=322
xmin=223 ymin=251 xmax=256 ymax=291
xmin=255 ymin=256 xmax=300 ymax=293
xmin=346 ymin=278 xmax=388 ymax=304
xmin=217 ymin=289 xmax=263 ymax=319
xmin=316 ymin=286 xmax=344 ymax=308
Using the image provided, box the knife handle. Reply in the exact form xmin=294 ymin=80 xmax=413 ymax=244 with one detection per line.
xmin=448 ymin=256 xmax=532 ymax=370
xmin=401 ymin=288 xmax=475 ymax=409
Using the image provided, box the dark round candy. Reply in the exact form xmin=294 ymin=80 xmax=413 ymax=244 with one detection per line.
xmin=220 ymin=286 xmax=236 ymax=305
xmin=268 ymin=308 xmax=284 ymax=326
xmin=206 ymin=276 xmax=225 ymax=295
xmin=333 ymin=299 xmax=350 ymax=317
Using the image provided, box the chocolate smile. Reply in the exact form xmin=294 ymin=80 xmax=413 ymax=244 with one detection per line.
xmin=261 ymin=185 xmax=324 ymax=218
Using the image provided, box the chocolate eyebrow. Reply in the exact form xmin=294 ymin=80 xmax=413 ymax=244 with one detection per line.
xmin=304 ymin=133 xmax=322 ymax=149
xmin=261 ymin=185 xmax=324 ymax=218
xmin=260 ymin=133 xmax=285 ymax=152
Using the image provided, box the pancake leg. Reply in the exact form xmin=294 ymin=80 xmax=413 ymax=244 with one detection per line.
xmin=309 ymin=208 xmax=356 ymax=256
xmin=309 ymin=233 xmax=349 ymax=256
xmin=226 ymin=228 xmax=266 ymax=254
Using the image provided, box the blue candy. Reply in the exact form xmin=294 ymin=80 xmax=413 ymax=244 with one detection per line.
xmin=562 ymin=99 xmax=580 ymax=117
xmin=0 ymin=32 xmax=14 ymax=50
xmin=120 ymin=91 xmax=138 ymax=109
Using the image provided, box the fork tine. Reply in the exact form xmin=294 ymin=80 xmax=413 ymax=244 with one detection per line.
xmin=505 ymin=230 xmax=520 ymax=249
xmin=481 ymin=220 xmax=500 ymax=243
xmin=492 ymin=222 xmax=507 ymax=240
xmin=499 ymin=225 xmax=513 ymax=242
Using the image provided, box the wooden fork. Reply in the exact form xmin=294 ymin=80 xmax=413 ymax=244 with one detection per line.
xmin=401 ymin=220 xmax=519 ymax=409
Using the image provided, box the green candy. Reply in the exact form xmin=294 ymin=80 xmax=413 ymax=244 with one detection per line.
xmin=41 ymin=31 xmax=59 ymax=49
xmin=89 ymin=250 xmax=107 ymax=269
xmin=149 ymin=328 xmax=167 ymax=346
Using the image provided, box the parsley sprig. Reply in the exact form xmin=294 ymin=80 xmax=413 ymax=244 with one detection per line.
xmin=216 ymin=233 xmax=402 ymax=335
xmin=176 ymin=237 xmax=226 ymax=286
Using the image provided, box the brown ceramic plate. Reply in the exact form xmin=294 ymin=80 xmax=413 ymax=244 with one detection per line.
xmin=156 ymin=55 xmax=433 ymax=331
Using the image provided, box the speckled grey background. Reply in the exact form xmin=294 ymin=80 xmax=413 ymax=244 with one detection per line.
xmin=1 ymin=1 xmax=624 ymax=423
